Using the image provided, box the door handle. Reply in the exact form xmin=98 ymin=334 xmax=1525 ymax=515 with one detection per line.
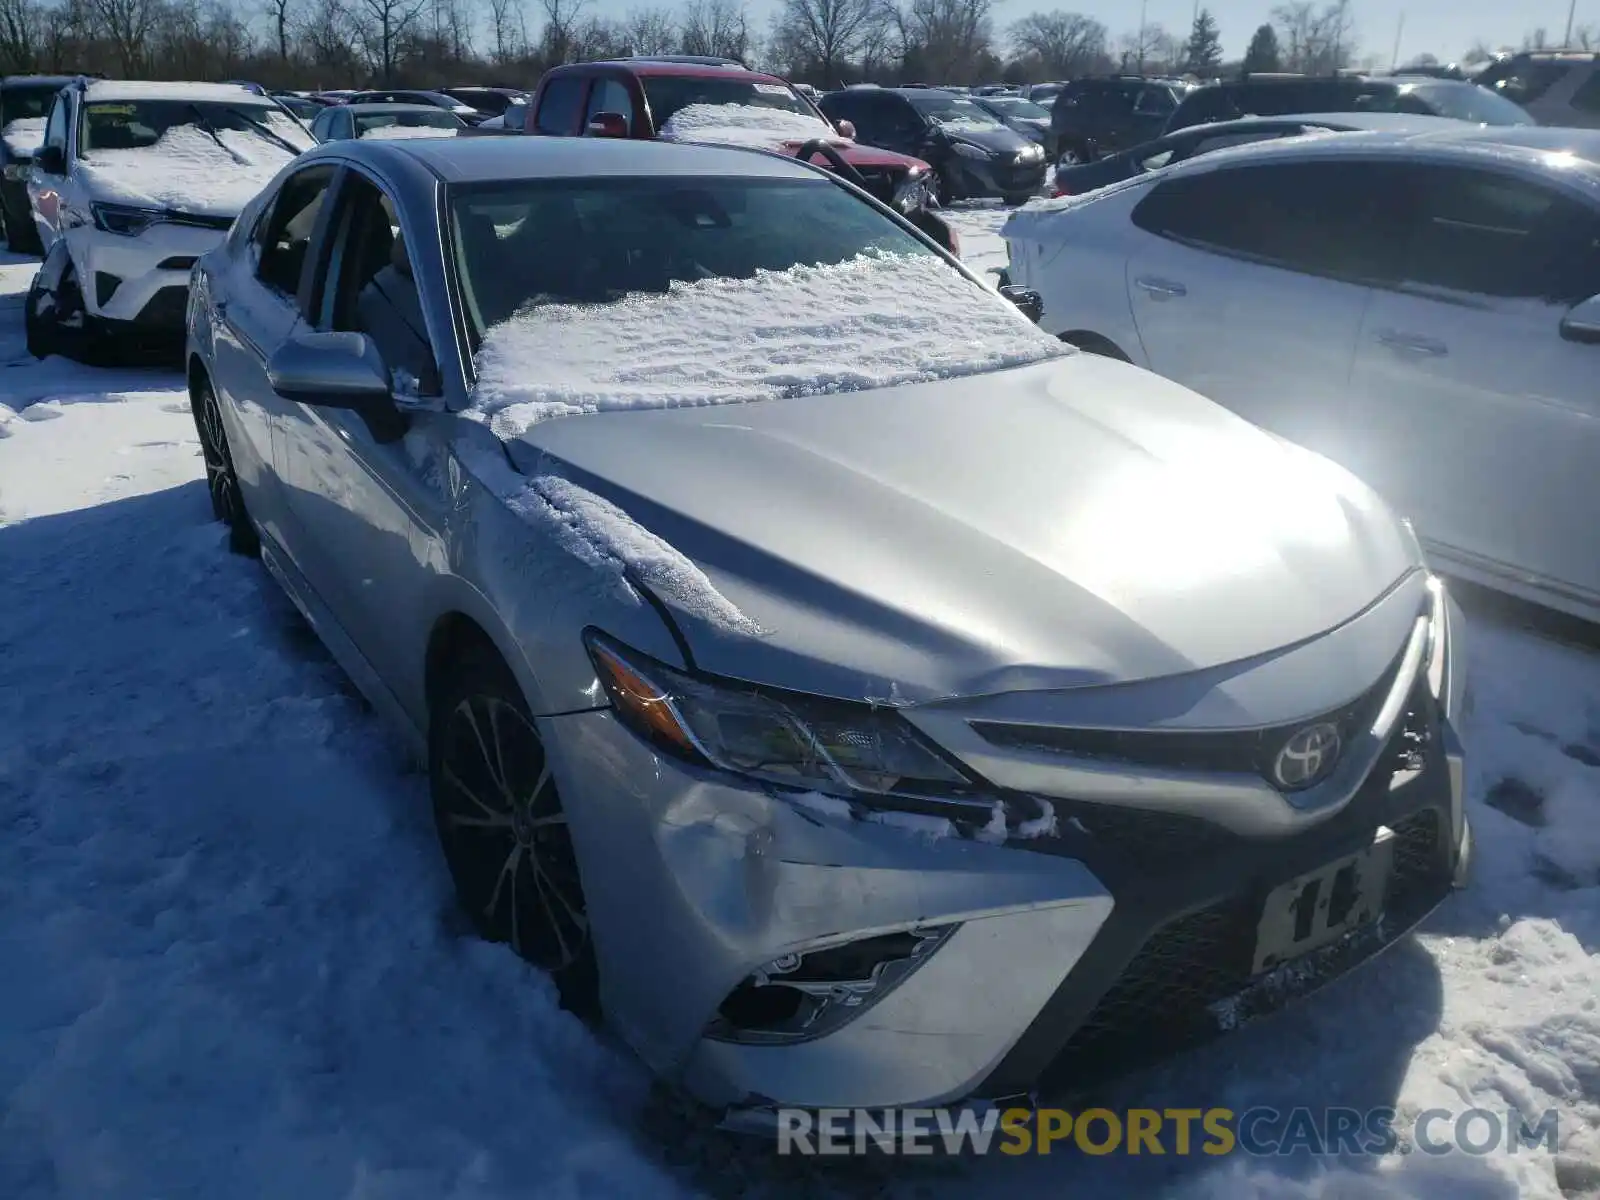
xmin=1377 ymin=330 xmax=1447 ymax=357
xmin=1134 ymin=276 xmax=1187 ymax=298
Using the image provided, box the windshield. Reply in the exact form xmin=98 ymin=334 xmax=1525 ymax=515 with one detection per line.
xmin=1394 ymin=82 xmax=1534 ymax=125
xmin=641 ymin=76 xmax=813 ymax=128
xmin=906 ymin=95 xmax=1006 ymax=129
xmin=79 ymin=99 xmax=314 ymax=154
xmin=355 ymin=109 xmax=461 ymax=135
xmin=450 ymin=176 xmax=936 ymax=338
xmin=1 ymin=84 xmax=61 ymax=126
xmin=984 ymin=97 xmax=1049 ymax=119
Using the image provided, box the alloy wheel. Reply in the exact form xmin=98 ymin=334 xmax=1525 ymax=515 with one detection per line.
xmin=195 ymin=381 xmax=242 ymax=527
xmin=435 ymin=694 xmax=590 ymax=976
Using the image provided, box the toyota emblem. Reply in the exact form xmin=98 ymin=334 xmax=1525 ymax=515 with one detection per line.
xmin=1272 ymin=721 xmax=1343 ymax=790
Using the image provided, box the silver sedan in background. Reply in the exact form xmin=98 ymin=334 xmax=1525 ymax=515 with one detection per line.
xmin=185 ymin=135 xmax=1470 ymax=1120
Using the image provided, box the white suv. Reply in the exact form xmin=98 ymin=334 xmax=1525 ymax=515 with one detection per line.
xmin=24 ymin=79 xmax=312 ymax=361
xmin=1002 ymin=126 xmax=1600 ymax=624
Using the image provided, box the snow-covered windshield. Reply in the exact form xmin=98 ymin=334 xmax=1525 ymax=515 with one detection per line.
xmin=641 ymin=75 xmax=815 ymax=129
xmin=658 ymin=103 xmax=837 ymax=148
xmin=451 ymin=175 xmax=936 ymax=336
xmin=79 ymin=99 xmax=314 ymax=156
xmin=907 ymin=95 xmax=1007 ymax=130
xmin=354 ymin=110 xmax=461 ymax=137
xmin=78 ymin=121 xmax=304 ymax=215
xmin=453 ymin=175 xmax=1063 ymax=430
xmin=983 ymin=97 xmax=1050 ymax=120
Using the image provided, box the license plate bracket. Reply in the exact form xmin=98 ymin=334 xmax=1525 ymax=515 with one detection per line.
xmin=1252 ymin=826 xmax=1395 ymax=975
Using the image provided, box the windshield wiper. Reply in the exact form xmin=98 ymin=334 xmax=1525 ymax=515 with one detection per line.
xmin=235 ymin=110 xmax=304 ymax=156
xmin=185 ymin=103 xmax=231 ymax=152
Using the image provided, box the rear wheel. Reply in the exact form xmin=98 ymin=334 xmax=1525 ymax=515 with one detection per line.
xmin=429 ymin=648 xmax=599 ymax=1016
xmin=190 ymin=372 xmax=260 ymax=557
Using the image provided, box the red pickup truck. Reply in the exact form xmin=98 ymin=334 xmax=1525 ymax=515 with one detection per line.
xmin=513 ymin=56 xmax=957 ymax=252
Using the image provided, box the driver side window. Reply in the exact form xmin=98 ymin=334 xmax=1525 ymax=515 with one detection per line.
xmin=257 ymin=165 xmax=336 ymax=302
xmin=317 ymin=173 xmax=441 ymax=399
xmin=43 ymin=95 xmax=69 ymax=157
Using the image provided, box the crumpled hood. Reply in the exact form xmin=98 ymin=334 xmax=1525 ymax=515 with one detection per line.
xmin=942 ymin=124 xmax=1037 ymax=155
xmin=510 ymin=355 xmax=1420 ymax=703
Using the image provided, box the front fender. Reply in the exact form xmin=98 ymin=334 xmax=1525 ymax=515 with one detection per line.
xmin=32 ymin=235 xmax=75 ymax=295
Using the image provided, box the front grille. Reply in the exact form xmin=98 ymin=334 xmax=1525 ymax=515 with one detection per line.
xmin=1039 ymin=807 xmax=1447 ymax=1094
xmin=974 ymin=644 xmax=1407 ymax=789
xmin=165 ymin=211 xmax=233 ymax=232
xmin=132 ymin=285 xmax=190 ymax=328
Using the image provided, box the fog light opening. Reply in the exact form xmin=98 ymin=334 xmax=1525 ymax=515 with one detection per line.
xmin=708 ymin=925 xmax=956 ymax=1045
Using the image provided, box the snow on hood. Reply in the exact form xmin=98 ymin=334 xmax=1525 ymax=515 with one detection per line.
xmin=467 ymin=251 xmax=1066 ymax=439
xmin=78 ymin=124 xmax=299 ymax=217
xmin=933 ymin=117 xmax=1002 ymax=136
xmin=657 ymin=102 xmax=843 ymax=150
xmin=358 ymin=124 xmax=458 ymax=140
xmin=2 ymin=117 xmax=44 ymax=158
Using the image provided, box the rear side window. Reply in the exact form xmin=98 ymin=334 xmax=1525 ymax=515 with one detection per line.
xmin=1396 ymin=166 xmax=1599 ymax=302
xmin=586 ymin=79 xmax=634 ymax=127
xmin=1132 ymin=160 xmax=1405 ymax=281
xmin=257 ymin=165 xmax=336 ymax=300
xmin=1491 ymin=59 xmax=1577 ymax=104
xmin=1572 ymin=71 xmax=1600 ymax=113
xmin=536 ymin=77 xmax=586 ymax=135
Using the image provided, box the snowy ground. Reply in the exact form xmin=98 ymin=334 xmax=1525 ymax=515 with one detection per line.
xmin=1 ymin=215 xmax=1598 ymax=1200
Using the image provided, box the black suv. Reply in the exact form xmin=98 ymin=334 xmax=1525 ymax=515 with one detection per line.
xmin=1164 ymin=74 xmax=1534 ymax=133
xmin=1049 ymin=76 xmax=1192 ymax=165
xmin=1 ymin=74 xmax=82 ymax=253
xmin=818 ymin=87 xmax=1047 ymax=204
xmin=1475 ymin=51 xmax=1600 ymax=129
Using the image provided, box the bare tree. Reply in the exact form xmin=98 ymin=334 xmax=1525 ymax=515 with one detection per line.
xmin=896 ymin=0 xmax=995 ymax=82
xmin=679 ymin=0 xmax=750 ymax=60
xmin=771 ymin=0 xmax=884 ymax=79
xmin=1007 ymin=10 xmax=1106 ymax=78
xmin=0 ymin=0 xmax=46 ymax=72
xmin=620 ymin=5 xmax=677 ymax=54
xmin=90 ymin=0 xmax=162 ymax=74
xmin=538 ymin=0 xmax=588 ymax=61
xmin=1117 ymin=20 xmax=1176 ymax=73
xmin=485 ymin=0 xmax=523 ymax=60
xmin=354 ymin=0 xmax=429 ymax=81
xmin=1271 ymin=0 xmax=1355 ymax=73
xmin=264 ymin=0 xmax=296 ymax=61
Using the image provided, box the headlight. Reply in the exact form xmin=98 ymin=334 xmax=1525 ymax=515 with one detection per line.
xmin=890 ymin=173 xmax=931 ymax=213
xmin=2 ymin=162 xmax=29 ymax=181
xmin=585 ymin=631 xmax=990 ymax=814
xmin=1017 ymin=143 xmax=1043 ymax=160
xmin=91 ymin=201 xmax=165 ymax=237
xmin=951 ymin=141 xmax=991 ymax=161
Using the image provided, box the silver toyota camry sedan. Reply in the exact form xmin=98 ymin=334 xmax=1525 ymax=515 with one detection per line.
xmin=185 ymin=135 xmax=1471 ymax=1119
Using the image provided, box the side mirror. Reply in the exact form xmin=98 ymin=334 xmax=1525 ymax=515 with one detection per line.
xmin=35 ymin=144 xmax=64 ymax=175
xmin=834 ymin=118 xmax=856 ymax=140
xmin=999 ymin=283 xmax=1044 ymax=323
xmin=1560 ymin=295 xmax=1600 ymax=345
xmin=585 ymin=111 xmax=628 ymax=138
xmin=268 ymin=331 xmax=392 ymax=408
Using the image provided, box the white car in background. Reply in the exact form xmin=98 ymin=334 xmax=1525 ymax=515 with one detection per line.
xmin=24 ymin=79 xmax=314 ymax=361
xmin=1003 ymin=126 xmax=1600 ymax=624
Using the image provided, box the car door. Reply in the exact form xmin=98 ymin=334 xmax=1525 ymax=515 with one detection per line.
xmin=869 ymin=94 xmax=930 ymax=158
xmin=208 ymin=163 xmax=340 ymax=551
xmin=279 ymin=165 xmax=451 ymax=700
xmin=1126 ymin=85 xmax=1176 ymax=147
xmin=1346 ymin=162 xmax=1600 ymax=601
xmin=26 ymin=92 xmax=71 ymax=249
xmin=1125 ymin=159 xmax=1402 ymax=464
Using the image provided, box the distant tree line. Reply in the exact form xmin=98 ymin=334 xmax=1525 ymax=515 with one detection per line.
xmin=0 ymin=0 xmax=1586 ymax=94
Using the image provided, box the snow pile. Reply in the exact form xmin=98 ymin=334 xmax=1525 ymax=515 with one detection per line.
xmin=79 ymin=124 xmax=298 ymax=216
xmin=932 ymin=117 xmax=1000 ymax=136
xmin=468 ymin=251 xmax=1065 ymax=437
xmin=1 ymin=116 xmax=44 ymax=158
xmin=359 ymin=123 xmax=458 ymax=140
xmin=657 ymin=102 xmax=841 ymax=149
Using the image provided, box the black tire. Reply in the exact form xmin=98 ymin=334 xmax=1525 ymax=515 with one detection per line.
xmin=24 ymin=264 xmax=117 ymax=366
xmin=1002 ymin=192 xmax=1034 ymax=207
xmin=190 ymin=372 xmax=261 ymax=557
xmin=429 ymin=647 xmax=600 ymax=1017
xmin=1056 ymin=142 xmax=1089 ymax=168
xmin=2 ymin=206 xmax=40 ymax=256
xmin=934 ymin=165 xmax=957 ymax=207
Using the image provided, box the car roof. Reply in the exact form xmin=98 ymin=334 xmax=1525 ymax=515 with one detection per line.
xmin=1422 ymin=123 xmax=1600 ymax=162
xmin=342 ymin=102 xmax=459 ymax=115
xmin=1236 ymin=110 xmax=1464 ymax=132
xmin=2 ymin=75 xmax=82 ymax=88
xmin=1155 ymin=125 xmax=1600 ymax=184
xmin=579 ymin=59 xmax=784 ymax=83
xmin=86 ymin=80 xmax=272 ymax=104
xmin=320 ymin=134 xmax=829 ymax=184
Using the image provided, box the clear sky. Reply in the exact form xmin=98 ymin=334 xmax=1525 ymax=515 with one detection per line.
xmin=649 ymin=0 xmax=1594 ymax=67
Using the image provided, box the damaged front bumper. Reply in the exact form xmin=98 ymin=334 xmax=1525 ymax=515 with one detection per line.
xmin=539 ymin=579 xmax=1470 ymax=1116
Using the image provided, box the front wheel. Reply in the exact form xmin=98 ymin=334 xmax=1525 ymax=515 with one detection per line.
xmin=190 ymin=372 xmax=260 ymax=557
xmin=1056 ymin=142 xmax=1089 ymax=167
xmin=24 ymin=264 xmax=116 ymax=365
xmin=429 ymin=649 xmax=600 ymax=1016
